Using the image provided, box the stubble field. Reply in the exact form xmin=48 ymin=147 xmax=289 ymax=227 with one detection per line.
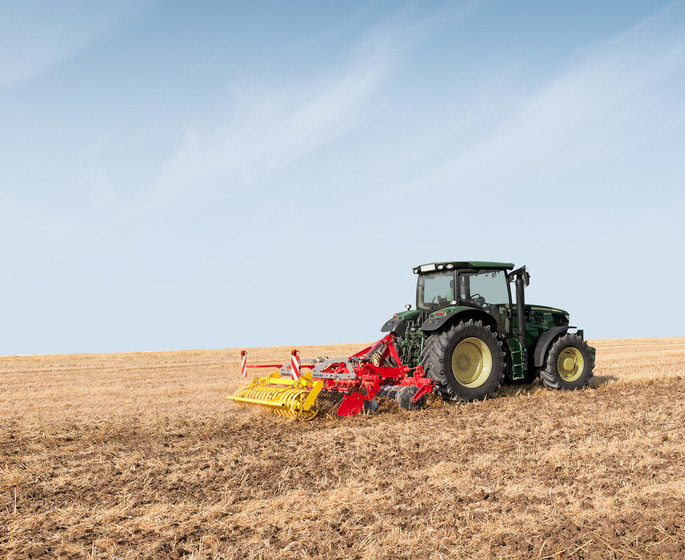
xmin=1 ymin=337 xmax=684 ymax=559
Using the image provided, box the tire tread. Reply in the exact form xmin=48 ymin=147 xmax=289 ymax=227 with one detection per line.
xmin=539 ymin=333 xmax=595 ymax=390
xmin=421 ymin=319 xmax=505 ymax=402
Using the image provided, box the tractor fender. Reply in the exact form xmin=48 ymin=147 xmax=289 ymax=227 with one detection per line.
xmin=533 ymin=326 xmax=569 ymax=368
xmin=381 ymin=310 xmax=422 ymax=336
xmin=421 ymin=307 xmax=497 ymax=333
xmin=381 ymin=317 xmax=408 ymax=336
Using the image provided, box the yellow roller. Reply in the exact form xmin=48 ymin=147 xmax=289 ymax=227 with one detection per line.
xmin=227 ymin=371 xmax=324 ymax=420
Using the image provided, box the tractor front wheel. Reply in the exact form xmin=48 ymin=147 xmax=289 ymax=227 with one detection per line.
xmin=422 ymin=319 xmax=505 ymax=402
xmin=539 ymin=333 xmax=595 ymax=390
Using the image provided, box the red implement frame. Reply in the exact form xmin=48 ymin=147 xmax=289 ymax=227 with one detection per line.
xmin=322 ymin=334 xmax=434 ymax=416
xmin=241 ymin=334 xmax=434 ymax=417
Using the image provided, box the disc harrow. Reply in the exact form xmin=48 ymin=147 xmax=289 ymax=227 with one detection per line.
xmin=227 ymin=334 xmax=434 ymax=419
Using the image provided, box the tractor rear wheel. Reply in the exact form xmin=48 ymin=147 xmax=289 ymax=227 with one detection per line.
xmin=539 ymin=333 xmax=595 ymax=390
xmin=421 ymin=319 xmax=505 ymax=402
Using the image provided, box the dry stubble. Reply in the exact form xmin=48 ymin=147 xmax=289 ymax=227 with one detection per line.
xmin=1 ymin=338 xmax=684 ymax=559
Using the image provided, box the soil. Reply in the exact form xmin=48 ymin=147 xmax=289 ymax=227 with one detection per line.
xmin=1 ymin=339 xmax=684 ymax=559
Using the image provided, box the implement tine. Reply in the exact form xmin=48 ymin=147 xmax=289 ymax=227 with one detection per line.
xmin=228 ymin=371 xmax=324 ymax=420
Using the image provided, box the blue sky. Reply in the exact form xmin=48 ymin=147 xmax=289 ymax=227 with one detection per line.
xmin=1 ymin=0 xmax=684 ymax=355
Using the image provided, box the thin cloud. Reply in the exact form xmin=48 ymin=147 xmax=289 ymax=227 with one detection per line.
xmin=0 ymin=1 xmax=155 ymax=92
xmin=147 ymin=58 xmax=387 ymax=203
xmin=396 ymin=3 xmax=685 ymax=195
xmin=141 ymin=1 xmax=487 ymax=208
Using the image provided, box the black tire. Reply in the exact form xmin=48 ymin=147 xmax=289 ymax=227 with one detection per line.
xmin=539 ymin=333 xmax=595 ymax=390
xmin=421 ymin=319 xmax=505 ymax=402
xmin=395 ymin=385 xmax=427 ymax=410
xmin=421 ymin=335 xmax=452 ymax=400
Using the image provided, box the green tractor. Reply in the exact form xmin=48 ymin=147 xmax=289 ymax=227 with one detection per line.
xmin=381 ymin=261 xmax=595 ymax=402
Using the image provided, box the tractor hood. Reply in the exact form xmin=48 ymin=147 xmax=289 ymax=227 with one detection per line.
xmin=516 ymin=304 xmax=571 ymax=329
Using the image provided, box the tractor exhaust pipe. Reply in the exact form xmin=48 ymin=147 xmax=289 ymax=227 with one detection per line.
xmin=509 ymin=266 xmax=530 ymax=354
xmin=515 ymin=273 xmax=526 ymax=347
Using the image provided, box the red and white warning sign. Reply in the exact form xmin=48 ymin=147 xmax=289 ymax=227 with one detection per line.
xmin=290 ymin=349 xmax=300 ymax=380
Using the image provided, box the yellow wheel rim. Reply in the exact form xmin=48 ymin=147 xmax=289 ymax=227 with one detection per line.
xmin=557 ymin=347 xmax=584 ymax=382
xmin=451 ymin=337 xmax=492 ymax=388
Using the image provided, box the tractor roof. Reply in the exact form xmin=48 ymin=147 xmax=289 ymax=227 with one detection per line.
xmin=413 ymin=261 xmax=515 ymax=274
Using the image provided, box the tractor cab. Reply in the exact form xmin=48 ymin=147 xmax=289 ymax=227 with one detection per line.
xmin=415 ymin=263 xmax=513 ymax=332
xmin=412 ymin=261 xmax=516 ymax=335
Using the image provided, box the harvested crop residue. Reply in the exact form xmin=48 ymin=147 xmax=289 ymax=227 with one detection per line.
xmin=1 ymin=338 xmax=684 ymax=559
